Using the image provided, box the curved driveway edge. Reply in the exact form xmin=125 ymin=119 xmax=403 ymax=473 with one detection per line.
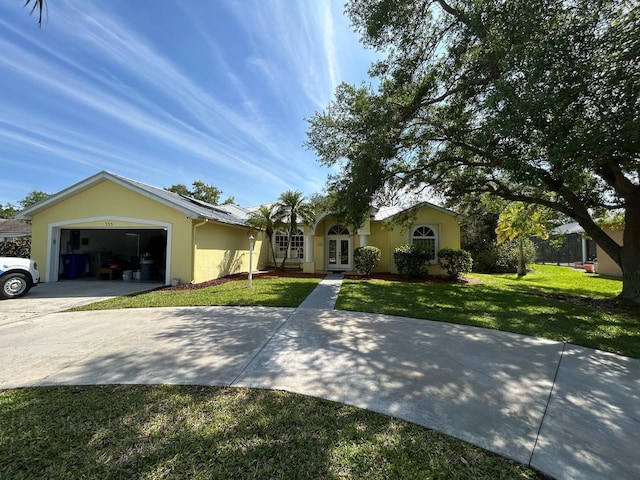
xmin=2 ymin=305 xmax=639 ymax=479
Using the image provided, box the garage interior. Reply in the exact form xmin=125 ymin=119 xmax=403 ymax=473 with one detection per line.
xmin=58 ymin=228 xmax=167 ymax=281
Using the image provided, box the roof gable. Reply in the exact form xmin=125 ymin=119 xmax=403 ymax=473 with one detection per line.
xmin=372 ymin=201 xmax=461 ymax=221
xmin=16 ymin=171 xmax=249 ymax=227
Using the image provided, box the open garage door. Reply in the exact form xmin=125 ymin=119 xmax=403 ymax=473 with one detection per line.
xmin=56 ymin=228 xmax=167 ymax=283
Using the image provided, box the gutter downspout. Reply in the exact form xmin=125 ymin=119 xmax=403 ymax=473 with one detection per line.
xmin=192 ymin=218 xmax=208 ymax=283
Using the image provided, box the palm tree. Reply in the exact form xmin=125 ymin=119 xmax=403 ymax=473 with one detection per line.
xmin=275 ymin=191 xmax=315 ymax=270
xmin=495 ymin=202 xmax=549 ymax=276
xmin=246 ymin=204 xmax=284 ymax=269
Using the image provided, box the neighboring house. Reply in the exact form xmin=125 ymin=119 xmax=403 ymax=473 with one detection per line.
xmin=535 ymin=222 xmax=597 ymax=265
xmin=538 ymin=222 xmax=623 ymax=277
xmin=16 ymin=171 xmax=462 ymax=284
xmin=0 ymin=219 xmax=31 ymax=241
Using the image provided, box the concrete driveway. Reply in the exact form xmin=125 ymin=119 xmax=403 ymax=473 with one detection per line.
xmin=1 ymin=305 xmax=639 ymax=480
xmin=0 ymin=280 xmax=161 ymax=325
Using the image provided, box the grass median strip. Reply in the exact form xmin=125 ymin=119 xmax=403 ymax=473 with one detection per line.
xmin=336 ymin=265 xmax=640 ymax=358
xmin=0 ymin=385 xmax=543 ymax=479
xmin=70 ymin=276 xmax=323 ymax=310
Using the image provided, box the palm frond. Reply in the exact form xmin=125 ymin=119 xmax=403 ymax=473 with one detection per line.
xmin=23 ymin=0 xmax=46 ymax=27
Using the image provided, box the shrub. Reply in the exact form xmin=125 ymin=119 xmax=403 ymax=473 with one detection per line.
xmin=354 ymin=246 xmax=381 ymax=276
xmin=394 ymin=244 xmax=431 ymax=278
xmin=469 ymin=239 xmax=536 ymax=273
xmin=470 ymin=243 xmax=502 ymax=273
xmin=0 ymin=237 xmax=31 ymax=258
xmin=496 ymin=239 xmax=537 ymax=273
xmin=438 ymin=248 xmax=473 ymax=279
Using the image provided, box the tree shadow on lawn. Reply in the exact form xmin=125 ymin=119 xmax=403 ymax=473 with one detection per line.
xmin=4 ymin=385 xmax=520 ymax=479
xmin=336 ymin=281 xmax=640 ymax=358
xmin=495 ymin=272 xmax=624 ymax=301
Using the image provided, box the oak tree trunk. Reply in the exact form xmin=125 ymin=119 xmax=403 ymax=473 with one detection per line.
xmin=620 ymin=197 xmax=640 ymax=302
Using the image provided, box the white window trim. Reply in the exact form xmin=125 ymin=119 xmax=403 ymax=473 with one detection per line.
xmin=273 ymin=229 xmax=305 ymax=262
xmin=409 ymin=223 xmax=439 ymax=264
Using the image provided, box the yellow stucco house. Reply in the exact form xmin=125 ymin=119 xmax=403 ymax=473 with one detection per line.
xmin=17 ymin=172 xmax=462 ymax=284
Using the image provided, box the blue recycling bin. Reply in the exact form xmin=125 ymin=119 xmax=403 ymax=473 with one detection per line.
xmin=62 ymin=253 xmax=86 ymax=279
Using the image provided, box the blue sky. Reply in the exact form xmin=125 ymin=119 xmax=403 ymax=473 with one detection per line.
xmin=0 ymin=0 xmax=377 ymax=207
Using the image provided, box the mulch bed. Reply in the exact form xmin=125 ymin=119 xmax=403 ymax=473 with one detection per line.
xmin=344 ymin=272 xmax=480 ymax=285
xmin=159 ymin=269 xmax=326 ymax=291
xmin=159 ymin=270 xmax=478 ymax=291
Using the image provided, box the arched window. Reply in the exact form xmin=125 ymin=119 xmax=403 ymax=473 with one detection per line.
xmin=327 ymin=225 xmax=350 ymax=235
xmin=411 ymin=225 xmax=437 ymax=261
xmin=274 ymin=229 xmax=304 ymax=259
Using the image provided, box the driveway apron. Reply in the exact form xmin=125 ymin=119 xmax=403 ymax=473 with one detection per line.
xmin=0 ymin=280 xmax=162 ymax=325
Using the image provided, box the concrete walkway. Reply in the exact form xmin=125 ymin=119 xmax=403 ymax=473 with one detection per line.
xmin=297 ymin=272 xmax=343 ymax=309
xmin=1 ymin=274 xmax=639 ymax=480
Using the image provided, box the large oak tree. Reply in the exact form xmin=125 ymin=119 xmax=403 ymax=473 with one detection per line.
xmin=307 ymin=0 xmax=640 ymax=301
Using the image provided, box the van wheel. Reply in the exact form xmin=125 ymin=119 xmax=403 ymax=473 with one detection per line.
xmin=0 ymin=273 xmax=30 ymax=299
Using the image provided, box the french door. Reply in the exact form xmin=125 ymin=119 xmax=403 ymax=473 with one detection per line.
xmin=327 ymin=235 xmax=351 ymax=270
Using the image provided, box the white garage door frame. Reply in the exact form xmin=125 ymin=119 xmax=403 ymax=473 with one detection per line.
xmin=47 ymin=216 xmax=173 ymax=284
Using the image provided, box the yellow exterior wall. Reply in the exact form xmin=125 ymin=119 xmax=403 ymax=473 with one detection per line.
xmin=312 ymin=217 xmax=331 ymax=268
xmin=367 ymin=206 xmax=462 ymax=274
xmin=367 ymin=222 xmax=392 ymax=272
xmin=254 ymin=230 xmax=271 ymax=269
xmin=192 ymin=221 xmax=263 ymax=283
xmin=596 ymin=227 xmax=623 ymax=277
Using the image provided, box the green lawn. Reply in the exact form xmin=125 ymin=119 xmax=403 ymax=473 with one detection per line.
xmin=473 ymin=264 xmax=623 ymax=298
xmin=337 ymin=265 xmax=640 ymax=358
xmin=0 ymin=385 xmax=541 ymax=480
xmin=71 ymin=276 xmax=322 ymax=310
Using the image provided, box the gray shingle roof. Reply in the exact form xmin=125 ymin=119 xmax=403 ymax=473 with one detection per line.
xmin=119 ymin=174 xmax=249 ymax=226
xmin=0 ymin=219 xmax=31 ymax=236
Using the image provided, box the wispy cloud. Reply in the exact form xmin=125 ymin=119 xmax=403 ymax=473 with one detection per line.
xmin=225 ymin=0 xmax=343 ymax=110
xmin=0 ymin=0 xmax=373 ymax=204
xmin=0 ymin=11 xmax=292 ymax=189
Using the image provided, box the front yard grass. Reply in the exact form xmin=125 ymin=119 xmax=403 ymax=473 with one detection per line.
xmin=337 ymin=265 xmax=640 ymax=358
xmin=71 ymin=276 xmax=322 ymax=311
xmin=0 ymin=385 xmax=542 ymax=479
